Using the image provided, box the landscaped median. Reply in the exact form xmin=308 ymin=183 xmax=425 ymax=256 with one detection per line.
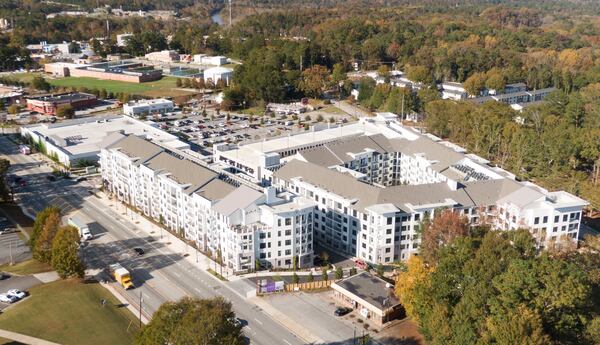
xmin=0 ymin=278 xmax=140 ymax=345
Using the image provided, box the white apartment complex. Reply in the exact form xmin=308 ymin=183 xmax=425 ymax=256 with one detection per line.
xmin=100 ymin=135 xmax=315 ymax=272
xmin=214 ymin=113 xmax=588 ymax=264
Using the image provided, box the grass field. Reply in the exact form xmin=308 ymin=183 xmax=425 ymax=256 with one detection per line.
xmin=0 ymin=279 xmax=140 ymax=345
xmin=0 ymin=259 xmax=52 ymax=276
xmin=47 ymin=76 xmax=195 ymax=98
xmin=2 ymin=72 xmax=196 ymax=98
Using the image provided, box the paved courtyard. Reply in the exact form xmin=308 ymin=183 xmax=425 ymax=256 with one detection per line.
xmin=259 ymin=290 xmax=422 ymax=345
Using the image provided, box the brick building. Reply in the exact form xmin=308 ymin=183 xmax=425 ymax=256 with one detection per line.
xmin=26 ymin=93 xmax=97 ymax=115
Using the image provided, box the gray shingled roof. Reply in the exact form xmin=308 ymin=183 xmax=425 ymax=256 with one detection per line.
xmin=274 ymin=159 xmax=529 ymax=213
xmin=212 ymin=185 xmax=264 ymax=217
xmin=195 ymin=179 xmax=236 ymax=202
xmin=299 ymin=134 xmax=395 ymax=167
xmin=105 ymin=135 xmax=162 ymax=164
xmin=144 ymin=152 xmax=217 ymax=194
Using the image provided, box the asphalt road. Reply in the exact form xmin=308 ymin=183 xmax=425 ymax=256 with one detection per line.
xmin=0 ymin=135 xmax=305 ymax=345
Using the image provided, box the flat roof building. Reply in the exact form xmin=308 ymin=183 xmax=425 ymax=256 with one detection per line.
xmin=45 ymin=60 xmax=162 ymax=83
xmin=26 ymin=92 xmax=97 ymax=116
xmin=123 ymin=99 xmax=174 ymax=117
xmin=20 ymin=115 xmax=188 ymax=166
xmin=332 ymin=272 xmax=402 ymax=327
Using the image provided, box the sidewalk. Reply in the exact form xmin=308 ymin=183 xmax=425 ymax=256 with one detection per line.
xmin=0 ymin=328 xmax=61 ymax=345
xmin=94 ymin=192 xmax=324 ymax=344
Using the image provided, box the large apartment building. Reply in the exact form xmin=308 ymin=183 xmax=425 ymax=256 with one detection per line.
xmin=101 ymin=113 xmax=588 ymax=271
xmin=214 ymin=113 xmax=588 ymax=264
xmin=100 ymin=135 xmax=315 ymax=272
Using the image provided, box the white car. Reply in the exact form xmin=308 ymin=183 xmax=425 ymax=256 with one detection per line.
xmin=6 ymin=289 xmax=26 ymax=299
xmin=0 ymin=293 xmax=18 ymax=303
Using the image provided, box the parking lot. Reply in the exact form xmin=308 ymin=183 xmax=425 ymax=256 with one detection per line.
xmin=0 ymin=216 xmax=30 ymax=266
xmin=148 ymin=106 xmax=354 ymax=150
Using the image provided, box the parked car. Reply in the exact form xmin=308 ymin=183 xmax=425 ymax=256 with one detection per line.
xmin=0 ymin=273 xmax=11 ymax=280
xmin=133 ymin=247 xmax=145 ymax=256
xmin=0 ymin=227 xmax=17 ymax=235
xmin=46 ymin=175 xmax=56 ymax=182
xmin=7 ymin=289 xmax=26 ymax=299
xmin=334 ymin=307 xmax=352 ymax=317
xmin=0 ymin=293 xmax=18 ymax=304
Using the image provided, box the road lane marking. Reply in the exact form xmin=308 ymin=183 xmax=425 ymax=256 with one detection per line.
xmin=254 ymin=318 xmax=263 ymax=325
xmin=283 ymin=340 xmax=292 ymax=345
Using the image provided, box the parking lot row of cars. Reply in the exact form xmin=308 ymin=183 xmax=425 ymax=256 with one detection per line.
xmin=0 ymin=288 xmax=27 ymax=304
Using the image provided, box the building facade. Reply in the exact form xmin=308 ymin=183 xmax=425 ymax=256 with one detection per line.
xmin=123 ymin=99 xmax=174 ymax=117
xmin=100 ymin=135 xmax=316 ymax=272
xmin=214 ymin=114 xmax=588 ymax=265
xmin=26 ymin=92 xmax=97 ymax=115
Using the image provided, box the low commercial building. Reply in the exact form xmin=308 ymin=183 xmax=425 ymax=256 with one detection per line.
xmin=116 ymin=33 xmax=133 ymax=47
xmin=145 ymin=50 xmax=180 ymax=63
xmin=123 ymin=99 xmax=174 ymax=117
xmin=26 ymin=93 xmax=97 ymax=115
xmin=44 ymin=61 xmax=162 ymax=83
xmin=0 ymin=86 xmax=24 ymax=106
xmin=331 ymin=272 xmax=402 ymax=327
xmin=193 ymin=55 xmax=228 ymax=66
xmin=20 ymin=115 xmax=187 ymax=167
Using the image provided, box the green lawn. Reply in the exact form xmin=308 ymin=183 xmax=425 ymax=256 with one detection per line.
xmin=0 ymin=279 xmax=140 ymax=345
xmin=47 ymin=76 xmax=195 ymax=97
xmin=0 ymin=259 xmax=52 ymax=276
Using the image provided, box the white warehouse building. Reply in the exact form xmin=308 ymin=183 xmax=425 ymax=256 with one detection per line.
xmin=123 ymin=99 xmax=174 ymax=117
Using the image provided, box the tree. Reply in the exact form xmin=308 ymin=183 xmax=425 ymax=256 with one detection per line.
xmin=30 ymin=206 xmax=61 ymax=250
xmin=136 ymin=297 xmax=244 ymax=345
xmin=464 ymin=72 xmax=487 ymax=96
xmin=34 ymin=211 xmax=61 ymax=263
xmin=420 ymin=209 xmax=470 ymax=264
xmin=349 ymin=267 xmax=357 ymax=276
xmin=68 ymin=41 xmax=81 ymax=54
xmin=292 ymin=273 xmax=299 ymax=284
xmin=0 ymin=159 xmax=10 ymax=202
xmin=331 ymin=63 xmax=347 ymax=84
xmin=335 ymin=266 xmax=343 ymax=279
xmin=376 ymin=264 xmax=384 ymax=277
xmin=7 ymin=104 xmax=19 ymax=114
xmin=357 ymin=77 xmax=375 ymax=103
xmin=485 ymin=69 xmax=506 ymax=92
xmin=299 ymin=65 xmax=330 ymax=98
xmin=322 ymin=268 xmax=328 ymax=281
xmin=406 ymin=65 xmax=432 ymax=84
xmin=51 ymin=225 xmax=85 ymax=279
xmin=98 ymin=89 xmax=107 ymax=100
xmin=482 ymin=306 xmax=551 ymax=345
xmin=56 ymin=105 xmax=75 ymax=119
xmin=307 ymin=271 xmax=314 ymax=282
xmin=31 ymin=75 xmax=51 ymax=92
xmin=395 ymin=256 xmax=432 ymax=322
xmin=176 ymin=78 xmax=183 ymax=87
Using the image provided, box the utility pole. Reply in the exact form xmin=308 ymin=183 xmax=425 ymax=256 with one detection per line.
xmin=9 ymin=240 xmax=13 ymax=266
xmin=401 ymin=93 xmax=405 ymax=121
xmin=138 ymin=292 xmax=143 ymax=328
xmin=229 ymin=0 xmax=233 ymax=27
xmin=300 ymin=55 xmax=303 ymax=72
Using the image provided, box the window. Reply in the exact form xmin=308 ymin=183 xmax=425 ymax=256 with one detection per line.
xmin=563 ymin=215 xmax=568 ymax=222
xmin=543 ymin=216 xmax=548 ymax=223
xmin=385 ymin=248 xmax=391 ymax=253
xmin=285 ymin=218 xmax=292 ymax=226
xmin=277 ymin=219 xmax=281 ymax=227
xmin=387 ymin=217 xmax=392 ymax=225
xmin=414 ymin=214 xmax=420 ymax=221
xmin=285 ymin=230 xmax=292 ymax=236
xmin=534 ymin=217 xmax=539 ymax=225
xmin=285 ymin=240 xmax=291 ymax=246
xmin=386 ymin=238 xmax=391 ymax=244
xmin=285 ymin=250 xmax=291 ymax=256
xmin=386 ymin=229 xmax=392 ymax=235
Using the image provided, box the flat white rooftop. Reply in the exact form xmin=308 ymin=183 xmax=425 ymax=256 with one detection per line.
xmin=23 ymin=115 xmax=187 ymax=157
xmin=221 ymin=119 xmax=412 ymax=167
